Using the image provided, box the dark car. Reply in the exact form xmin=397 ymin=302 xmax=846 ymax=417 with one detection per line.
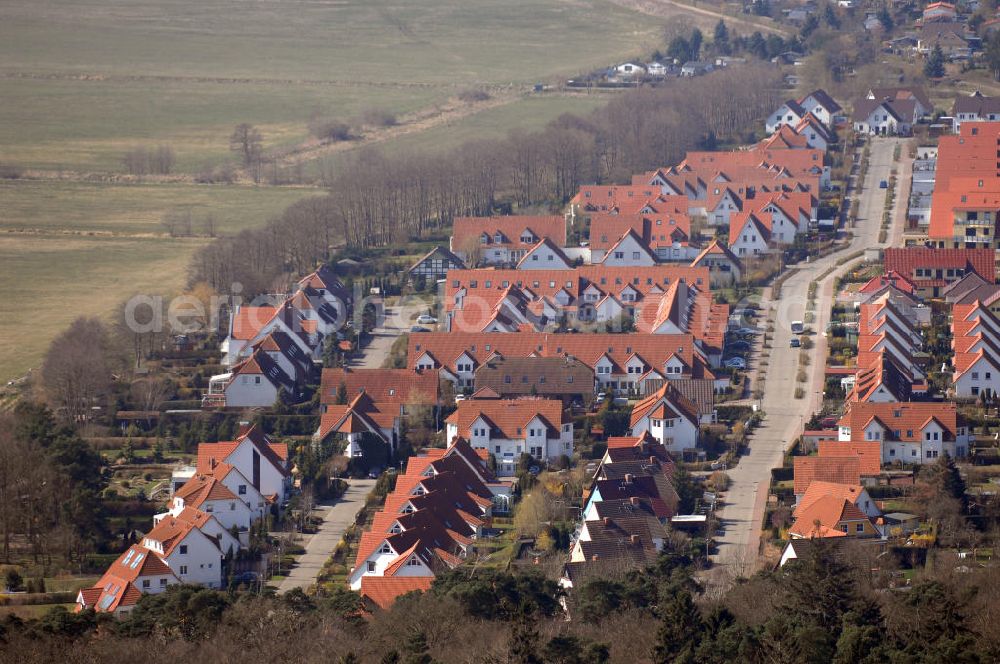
xmin=727 ymin=340 xmax=752 ymax=353
xmin=232 ymin=572 xmax=259 ymax=584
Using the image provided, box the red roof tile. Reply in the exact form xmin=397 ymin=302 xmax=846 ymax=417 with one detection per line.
xmin=360 ymin=576 xmax=433 ymax=610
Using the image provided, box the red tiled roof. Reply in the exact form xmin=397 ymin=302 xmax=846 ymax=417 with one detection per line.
xmin=408 ymin=332 xmax=707 ymax=379
xmin=817 ymin=441 xmax=881 ymax=475
xmin=196 ymin=425 xmax=289 ymax=477
xmin=230 ymin=306 xmax=278 ymax=341
xmin=320 ymin=368 xmax=439 ymax=406
xmin=174 ymin=474 xmax=239 ymax=507
xmin=883 ymin=248 xmax=995 ymax=286
xmin=452 ymin=215 xmax=566 ymax=252
xmin=142 ymin=516 xmax=200 ymax=556
xmin=837 ymin=402 xmax=963 ymax=444
xmin=446 ymin=398 xmax=567 ymax=440
xmin=360 ymin=576 xmax=433 ymax=610
xmin=793 ymin=456 xmax=861 ymax=495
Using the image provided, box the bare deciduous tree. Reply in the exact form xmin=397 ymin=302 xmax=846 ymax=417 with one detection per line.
xmin=40 ymin=317 xmax=115 ymax=421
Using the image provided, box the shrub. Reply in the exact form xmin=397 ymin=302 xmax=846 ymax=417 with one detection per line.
xmin=796 ymin=370 xmax=807 ymax=383
xmin=457 ymin=88 xmax=490 ymax=102
xmin=310 ymin=119 xmax=354 ymax=142
xmin=794 ymin=387 xmax=805 ymax=399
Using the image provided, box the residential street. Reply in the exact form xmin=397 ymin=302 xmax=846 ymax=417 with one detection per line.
xmin=707 ymin=138 xmax=909 ymax=586
xmin=350 ymin=296 xmax=438 ymax=369
xmin=276 ymin=479 xmax=376 ymax=594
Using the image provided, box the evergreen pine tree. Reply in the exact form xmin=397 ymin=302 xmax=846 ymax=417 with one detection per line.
xmin=652 ymin=589 xmax=702 ymax=663
xmin=924 ymin=44 xmax=945 ymax=78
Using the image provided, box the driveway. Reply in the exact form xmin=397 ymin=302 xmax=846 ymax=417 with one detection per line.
xmin=707 ymin=138 xmax=907 ymax=586
xmin=275 ymin=478 xmax=376 ymax=594
xmin=350 ymin=296 xmax=443 ymax=369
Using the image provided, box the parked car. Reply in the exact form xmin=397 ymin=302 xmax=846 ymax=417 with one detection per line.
xmin=737 ymin=327 xmax=759 ymax=336
xmin=724 ymin=357 xmax=747 ymax=369
xmin=416 ymin=314 xmax=437 ymax=324
xmin=879 ymin=180 xmax=888 ymax=189
xmin=595 ymin=392 xmax=607 ymax=405
xmin=728 ymin=340 xmax=751 ymax=353
xmin=232 ymin=572 xmax=259 ymax=585
xmin=410 ymin=325 xmax=431 ymax=333
xmin=790 ymin=338 xmax=801 ymax=348
xmin=367 ymin=467 xmax=383 ymax=479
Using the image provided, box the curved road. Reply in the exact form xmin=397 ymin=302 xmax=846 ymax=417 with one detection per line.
xmin=706 ymin=138 xmax=907 ymax=588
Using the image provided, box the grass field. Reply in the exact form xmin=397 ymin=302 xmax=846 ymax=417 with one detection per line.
xmin=0 ymin=0 xmax=660 ymax=173
xmin=0 ymin=0 xmax=664 ymax=385
xmin=0 ymin=180 xmax=324 ymax=236
xmin=310 ymin=93 xmax=614 ymax=176
xmin=0 ymin=234 xmax=204 ymax=382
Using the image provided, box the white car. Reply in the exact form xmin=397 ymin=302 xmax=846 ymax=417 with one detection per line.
xmin=416 ymin=314 xmax=437 ymax=325
xmin=724 ymin=357 xmax=747 ymax=370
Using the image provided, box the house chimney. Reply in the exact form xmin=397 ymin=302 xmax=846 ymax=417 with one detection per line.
xmin=624 ymin=473 xmax=635 ymax=484
xmin=591 ymin=554 xmax=600 ymax=561
xmin=649 ymin=456 xmax=657 ymax=465
xmin=603 ymin=517 xmax=611 ymax=526
xmin=630 ymin=497 xmax=640 ymax=506
xmin=630 ymin=535 xmax=640 ymax=544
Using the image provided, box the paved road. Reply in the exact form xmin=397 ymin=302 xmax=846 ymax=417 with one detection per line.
xmin=707 ymin=138 xmax=908 ymax=587
xmin=350 ymin=297 xmax=440 ymax=369
xmin=276 ymin=479 xmax=376 ymax=594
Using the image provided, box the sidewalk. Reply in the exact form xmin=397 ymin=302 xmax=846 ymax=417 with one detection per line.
xmin=275 ymin=479 xmax=376 ymax=594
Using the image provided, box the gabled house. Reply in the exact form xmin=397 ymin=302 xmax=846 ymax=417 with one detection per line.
xmin=205 ymin=347 xmax=301 ymax=409
xmin=450 ymin=216 xmax=567 ymax=266
xmin=76 ymin=544 xmax=179 ymax=615
xmin=140 ymin=515 xmax=225 ymax=588
xmin=628 ymin=383 xmax=701 ymax=454
xmin=168 ymin=473 xmax=257 ymax=532
xmin=729 ymin=212 xmax=772 ymax=256
xmin=837 ymin=401 xmax=970 ymax=464
xmin=766 ymin=99 xmax=807 ymax=134
xmin=408 ymin=331 xmax=718 ymax=395
xmin=598 ymin=228 xmax=658 ymax=266
xmin=952 ymin=301 xmax=1000 ymax=398
xmin=793 ymin=456 xmax=862 ymax=500
xmin=789 ymin=481 xmax=881 ymax=539
xmin=951 ymin=91 xmax=1000 ymax=131
xmin=917 ymin=21 xmax=974 ymax=60
xmin=316 ymin=391 xmax=398 ymax=458
xmin=883 ymin=247 xmax=995 ymax=297
xmin=923 ymin=1 xmax=957 ymax=22
xmin=320 ymin=367 xmax=440 ymax=416
xmin=516 ymin=237 xmax=574 ymax=270
xmin=196 ymin=424 xmax=291 ymax=503
xmin=445 ymin=398 xmax=573 ymax=474
xmin=473 ymin=356 xmax=596 ymax=406
xmin=348 ymin=440 xmax=511 ymax=602
xmin=154 ymin=506 xmax=242 ymax=556
xmin=408 ymin=246 xmax=466 ymax=282
xmin=853 ymin=87 xmax=932 ymax=135
xmin=797 ymin=89 xmax=842 ymax=128
xmin=690 ymin=240 xmax=743 ymax=286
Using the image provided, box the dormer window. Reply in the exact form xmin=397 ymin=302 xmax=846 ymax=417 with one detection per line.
xmin=494 ymin=233 xmax=503 ymax=243
xmin=520 ymin=232 xmax=534 ymax=244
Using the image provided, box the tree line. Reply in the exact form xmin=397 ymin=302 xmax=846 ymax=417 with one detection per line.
xmin=187 ymin=65 xmax=782 ymax=296
xmin=5 ymin=534 xmax=1000 ymax=663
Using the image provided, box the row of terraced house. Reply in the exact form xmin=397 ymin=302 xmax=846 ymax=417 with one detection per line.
xmin=76 ymin=426 xmax=291 ymax=615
